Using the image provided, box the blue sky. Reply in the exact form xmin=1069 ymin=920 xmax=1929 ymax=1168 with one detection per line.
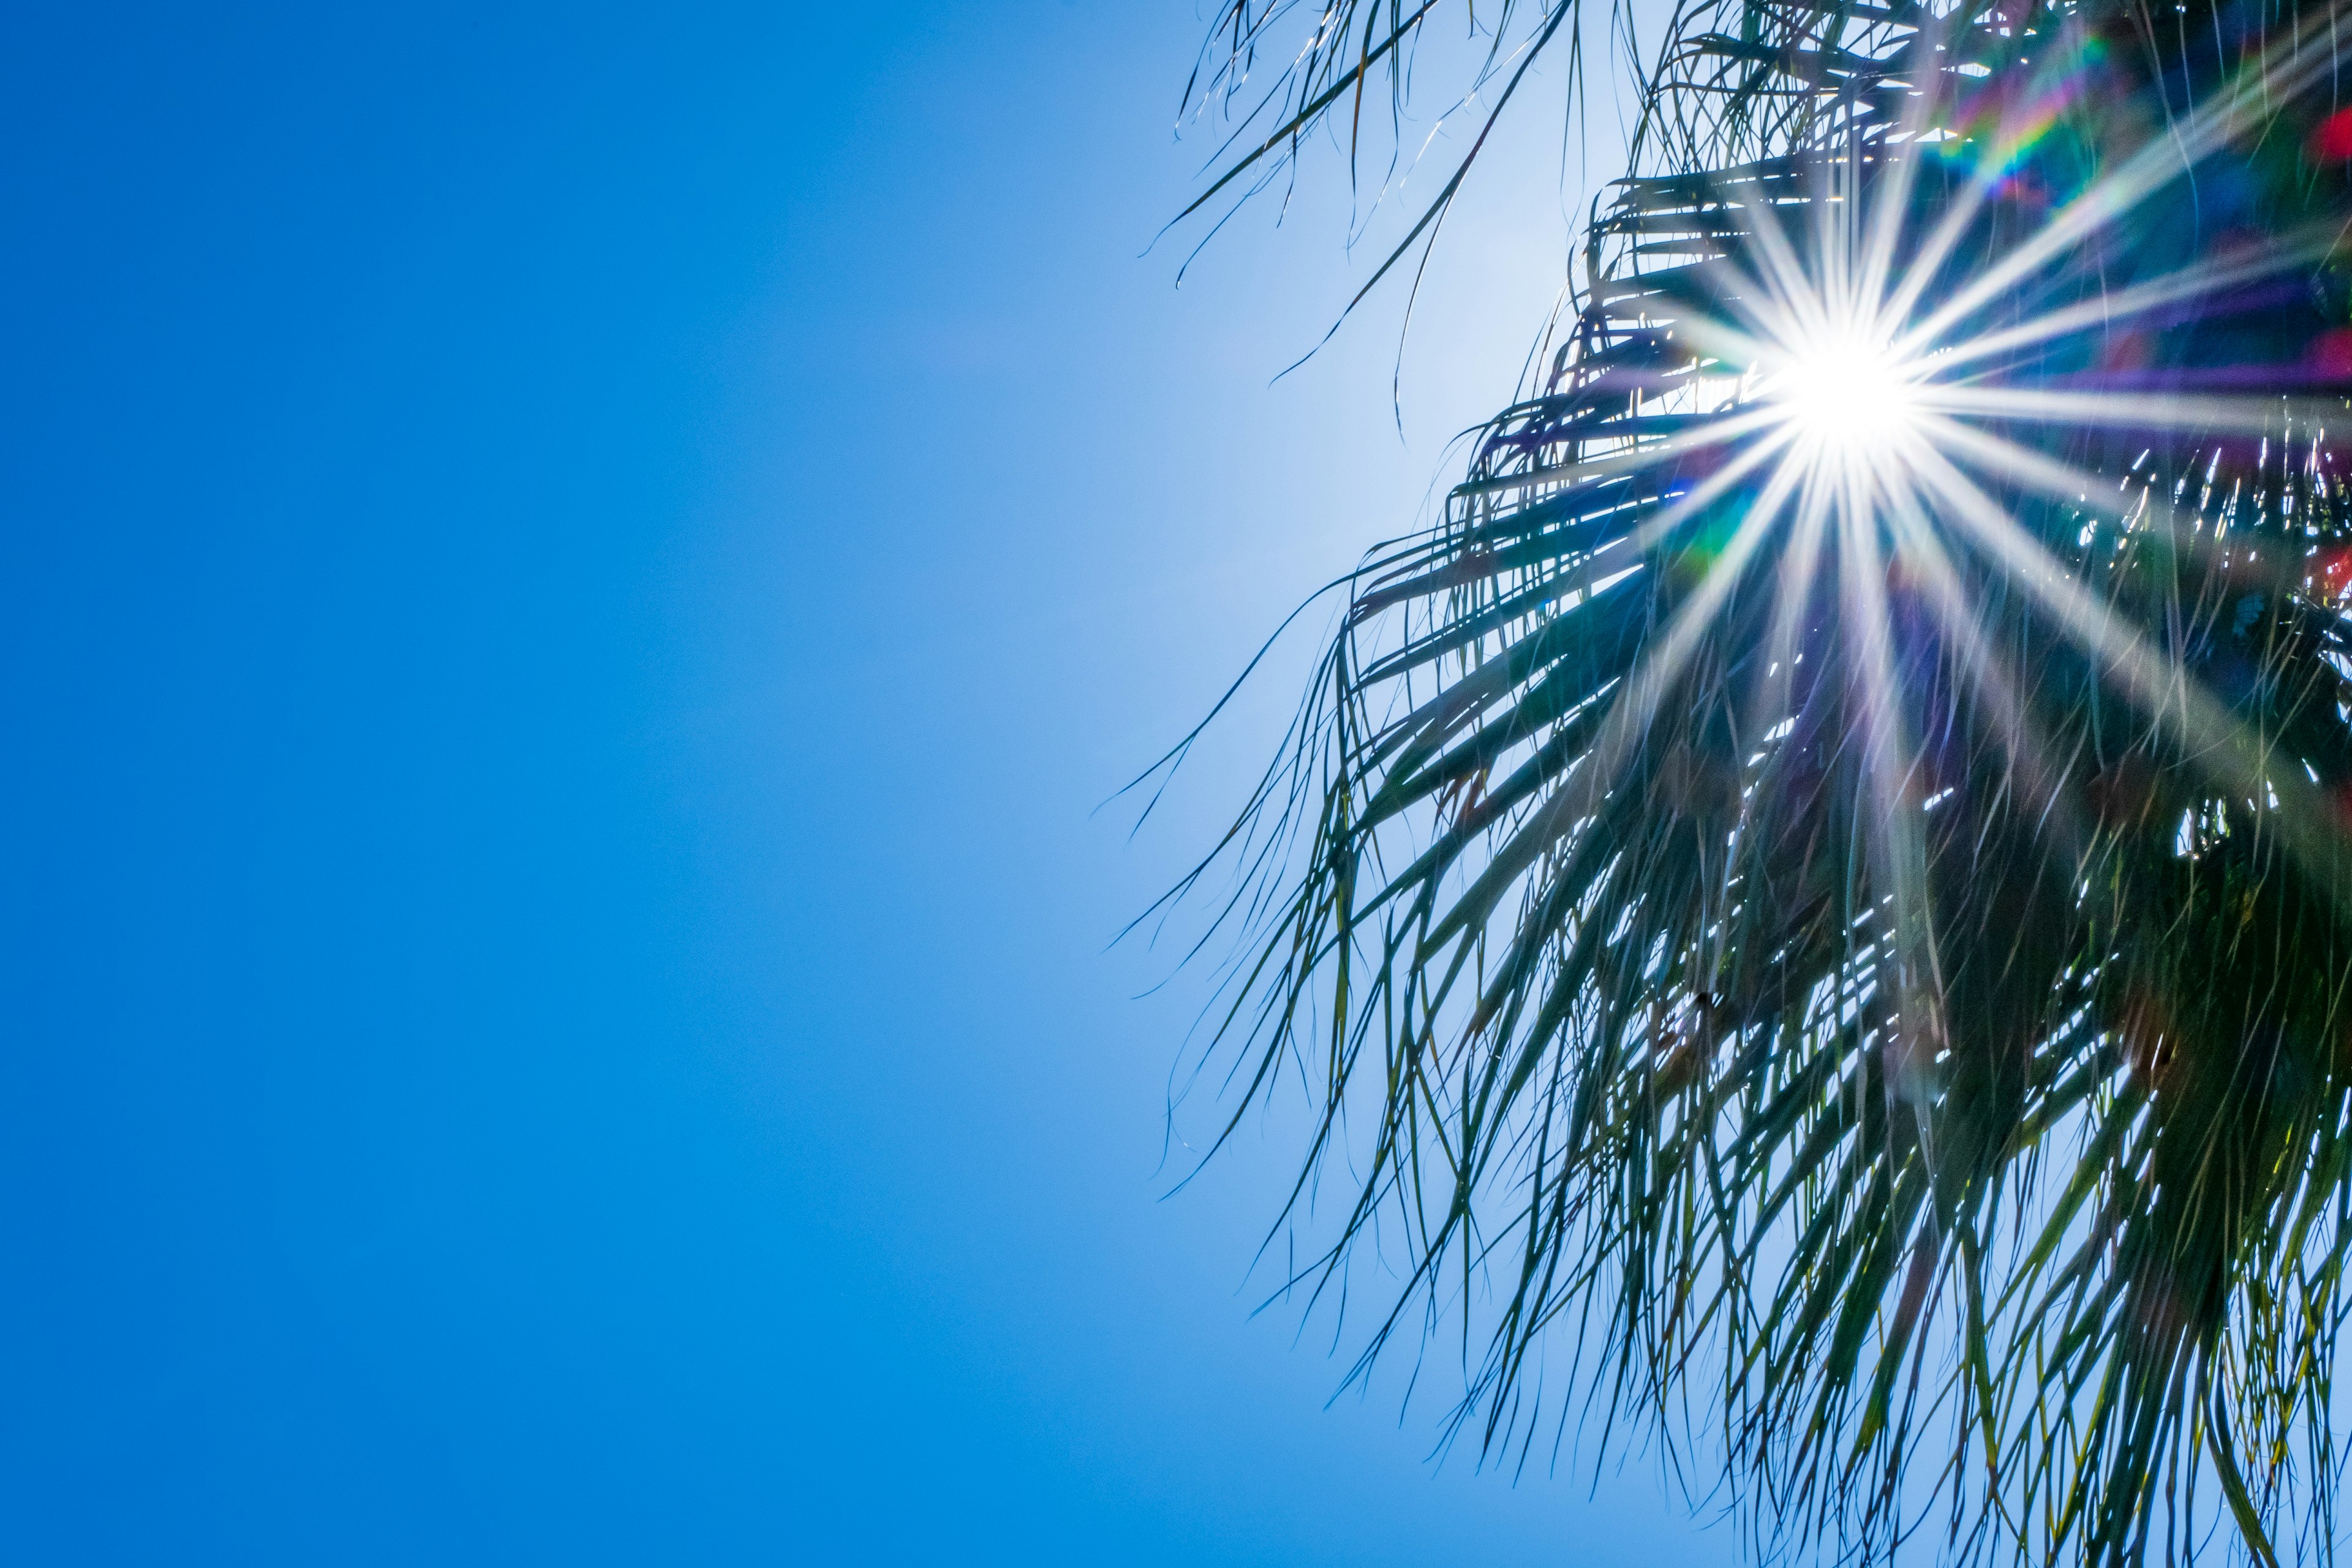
xmin=1 ymin=3 xmax=1744 ymax=1561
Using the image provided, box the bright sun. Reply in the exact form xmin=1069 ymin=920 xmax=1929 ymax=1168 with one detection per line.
xmin=1772 ymin=334 xmax=1918 ymax=445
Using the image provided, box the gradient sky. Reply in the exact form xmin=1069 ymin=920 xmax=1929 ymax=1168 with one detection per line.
xmin=2 ymin=4 xmax=1746 ymax=1562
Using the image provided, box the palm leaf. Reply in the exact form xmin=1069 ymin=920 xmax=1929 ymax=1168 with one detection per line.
xmin=1170 ymin=0 xmax=2352 ymax=1561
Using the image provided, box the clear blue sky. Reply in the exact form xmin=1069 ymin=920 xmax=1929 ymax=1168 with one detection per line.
xmin=1 ymin=3 xmax=1744 ymax=1562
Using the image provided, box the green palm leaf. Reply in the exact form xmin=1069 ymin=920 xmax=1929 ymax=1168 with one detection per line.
xmin=1169 ymin=0 xmax=2352 ymax=1561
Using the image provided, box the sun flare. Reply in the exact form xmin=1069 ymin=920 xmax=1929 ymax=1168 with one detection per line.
xmin=1770 ymin=334 xmax=1919 ymax=447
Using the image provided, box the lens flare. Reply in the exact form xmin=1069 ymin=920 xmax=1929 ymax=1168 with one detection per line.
xmin=1771 ymin=335 xmax=1918 ymax=446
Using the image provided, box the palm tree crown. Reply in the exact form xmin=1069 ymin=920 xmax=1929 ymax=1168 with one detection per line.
xmin=1167 ymin=1 xmax=2352 ymax=1562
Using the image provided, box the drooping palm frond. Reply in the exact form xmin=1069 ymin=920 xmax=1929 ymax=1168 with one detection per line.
xmin=1170 ymin=1 xmax=2352 ymax=1562
xmin=1171 ymin=0 xmax=1594 ymax=339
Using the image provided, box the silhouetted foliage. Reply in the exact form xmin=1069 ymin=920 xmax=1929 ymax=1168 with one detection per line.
xmin=1165 ymin=2 xmax=2352 ymax=1562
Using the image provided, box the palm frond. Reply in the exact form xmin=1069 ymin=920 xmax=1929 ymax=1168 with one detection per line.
xmin=1172 ymin=0 xmax=2352 ymax=1561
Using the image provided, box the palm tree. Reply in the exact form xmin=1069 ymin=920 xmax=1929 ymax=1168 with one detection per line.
xmin=1165 ymin=1 xmax=2352 ymax=1562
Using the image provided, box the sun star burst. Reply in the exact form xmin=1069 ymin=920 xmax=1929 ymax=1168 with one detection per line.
xmin=1771 ymin=332 xmax=1921 ymax=448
